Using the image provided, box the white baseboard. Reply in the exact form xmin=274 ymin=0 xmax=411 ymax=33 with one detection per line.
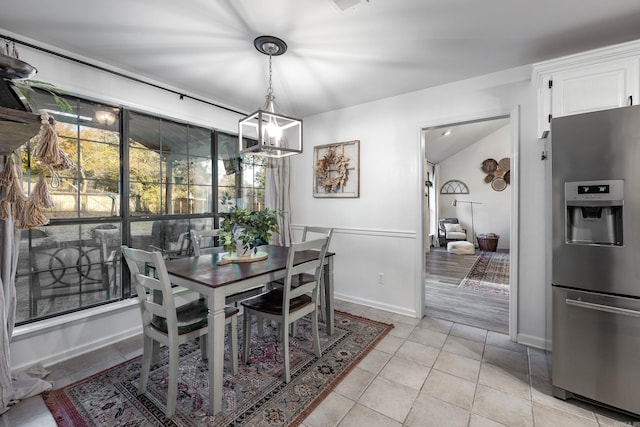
xmin=11 ymin=301 xmax=142 ymax=372
xmin=517 ymin=332 xmax=551 ymax=351
xmin=19 ymin=327 xmax=142 ymax=372
xmin=335 ymin=292 xmax=418 ymax=318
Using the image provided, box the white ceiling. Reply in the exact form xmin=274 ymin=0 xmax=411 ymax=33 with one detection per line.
xmin=2 ymin=0 xmax=640 ymax=118
xmin=424 ymin=118 xmax=510 ymax=164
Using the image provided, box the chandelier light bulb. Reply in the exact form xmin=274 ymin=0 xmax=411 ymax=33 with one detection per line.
xmin=265 ymin=121 xmax=282 ymax=144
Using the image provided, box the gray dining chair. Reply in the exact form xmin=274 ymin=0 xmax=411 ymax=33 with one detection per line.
xmin=121 ymin=245 xmax=238 ymax=418
xmin=189 ymin=228 xmax=223 ymax=256
xmin=269 ymin=226 xmax=334 ymax=321
xmin=242 ymin=236 xmax=330 ymax=383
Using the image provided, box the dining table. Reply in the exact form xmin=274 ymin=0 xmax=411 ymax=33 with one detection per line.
xmin=163 ymin=244 xmax=335 ymax=415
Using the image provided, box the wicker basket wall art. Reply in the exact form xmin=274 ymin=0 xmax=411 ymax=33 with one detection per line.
xmin=482 ymin=157 xmax=510 ymax=192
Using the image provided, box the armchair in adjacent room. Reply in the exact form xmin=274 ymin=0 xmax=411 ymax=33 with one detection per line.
xmin=438 ymin=218 xmax=467 ymax=247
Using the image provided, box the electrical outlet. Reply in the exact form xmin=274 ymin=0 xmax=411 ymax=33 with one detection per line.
xmin=377 ymin=272 xmax=384 ymax=284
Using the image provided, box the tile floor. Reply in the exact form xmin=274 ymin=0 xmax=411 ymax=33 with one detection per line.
xmin=1 ymin=301 xmax=638 ymax=426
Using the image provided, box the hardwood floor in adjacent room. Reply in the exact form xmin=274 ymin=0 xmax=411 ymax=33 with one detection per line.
xmin=425 ymin=247 xmax=509 ymax=334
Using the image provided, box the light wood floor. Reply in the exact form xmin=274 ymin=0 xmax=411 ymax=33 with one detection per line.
xmin=425 ymin=247 xmax=509 ymax=334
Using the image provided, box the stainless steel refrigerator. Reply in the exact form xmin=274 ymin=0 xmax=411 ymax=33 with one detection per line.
xmin=551 ymin=104 xmax=640 ymax=416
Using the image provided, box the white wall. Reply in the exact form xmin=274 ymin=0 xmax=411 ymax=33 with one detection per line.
xmin=438 ymin=125 xmax=512 ymax=249
xmin=291 ymin=65 xmax=549 ymax=349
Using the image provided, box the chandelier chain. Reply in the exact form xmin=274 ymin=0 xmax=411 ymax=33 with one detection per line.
xmin=267 ymin=54 xmax=273 ymax=96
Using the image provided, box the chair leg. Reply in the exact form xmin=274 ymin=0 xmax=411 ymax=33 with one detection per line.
xmin=166 ymin=341 xmax=179 ymax=418
xmin=282 ymin=323 xmax=291 ymax=383
xmin=318 ymin=277 xmax=325 ymax=322
xmin=139 ymin=335 xmax=153 ymax=394
xmin=229 ymin=315 xmax=238 ymax=374
xmin=243 ymin=311 xmax=252 ymax=364
xmin=257 ymin=315 xmax=264 ymax=338
xmin=312 ymin=310 xmax=321 ymax=358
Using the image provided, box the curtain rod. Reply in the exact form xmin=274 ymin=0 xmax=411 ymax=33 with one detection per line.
xmin=1 ymin=33 xmax=246 ymax=116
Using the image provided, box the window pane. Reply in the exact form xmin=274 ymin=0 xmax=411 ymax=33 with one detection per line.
xmin=189 ymin=127 xmax=211 ymax=157
xmin=191 ymin=185 xmax=213 ymax=213
xmin=161 ymin=120 xmax=188 ymax=155
xmin=130 ymin=182 xmax=162 ymax=215
xmin=130 ymin=144 xmax=162 ymax=181
xmin=170 ymin=155 xmax=189 ymax=184
xmin=21 ymin=93 xmax=122 ymax=220
xmin=171 ymin=184 xmax=190 ymax=214
xmin=15 ymin=223 xmax=121 ymax=324
xmin=130 ymin=219 xmax=191 ymax=256
xmin=192 ymin=156 xmax=212 ymax=185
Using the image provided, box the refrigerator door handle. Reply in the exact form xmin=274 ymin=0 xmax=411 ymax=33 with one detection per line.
xmin=565 ymin=298 xmax=640 ymax=317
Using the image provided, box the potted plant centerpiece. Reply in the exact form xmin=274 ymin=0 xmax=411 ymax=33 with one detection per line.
xmin=218 ymin=206 xmax=283 ymax=258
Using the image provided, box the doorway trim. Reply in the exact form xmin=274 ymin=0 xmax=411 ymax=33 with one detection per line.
xmin=417 ymin=106 xmax=520 ymax=340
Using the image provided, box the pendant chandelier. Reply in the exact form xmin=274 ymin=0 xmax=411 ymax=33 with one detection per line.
xmin=239 ymin=36 xmax=302 ymax=158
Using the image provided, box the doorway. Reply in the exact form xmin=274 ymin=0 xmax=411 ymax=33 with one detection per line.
xmin=422 ymin=112 xmax=518 ymax=337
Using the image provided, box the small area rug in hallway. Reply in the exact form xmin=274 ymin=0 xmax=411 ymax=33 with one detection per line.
xmin=458 ymin=251 xmax=510 ymax=296
xmin=43 ymin=311 xmax=392 ymax=427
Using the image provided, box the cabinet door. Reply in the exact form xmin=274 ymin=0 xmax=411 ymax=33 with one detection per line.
xmin=536 ymin=75 xmax=553 ymax=138
xmin=551 ymin=57 xmax=638 ymax=119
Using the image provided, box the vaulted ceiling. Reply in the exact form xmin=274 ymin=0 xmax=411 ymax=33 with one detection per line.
xmin=2 ymin=0 xmax=640 ymax=118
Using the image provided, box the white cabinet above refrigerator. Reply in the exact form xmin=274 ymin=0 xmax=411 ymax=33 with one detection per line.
xmin=532 ymin=39 xmax=640 ymax=138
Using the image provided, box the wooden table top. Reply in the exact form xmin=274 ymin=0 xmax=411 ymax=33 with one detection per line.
xmin=164 ymin=245 xmax=333 ymax=289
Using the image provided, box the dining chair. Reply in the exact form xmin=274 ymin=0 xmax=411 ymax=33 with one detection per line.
xmin=242 ymin=236 xmax=330 ymax=383
xmin=269 ymin=226 xmax=334 ymax=320
xmin=190 ymin=229 xmax=266 ymax=306
xmin=121 ymin=245 xmax=239 ymax=418
xmin=189 ymin=228 xmax=223 ymax=256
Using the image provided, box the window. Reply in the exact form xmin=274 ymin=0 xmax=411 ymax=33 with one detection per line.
xmin=12 ymin=93 xmax=265 ymax=325
xmin=15 ymin=91 xmax=123 ymax=324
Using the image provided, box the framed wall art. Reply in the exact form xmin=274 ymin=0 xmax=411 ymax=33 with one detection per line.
xmin=313 ymin=140 xmax=360 ymax=198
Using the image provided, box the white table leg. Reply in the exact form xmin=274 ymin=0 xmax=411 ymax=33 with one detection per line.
xmin=207 ymin=287 xmax=226 ymax=415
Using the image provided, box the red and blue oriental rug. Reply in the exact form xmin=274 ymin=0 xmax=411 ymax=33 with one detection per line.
xmin=43 ymin=311 xmax=392 ymax=426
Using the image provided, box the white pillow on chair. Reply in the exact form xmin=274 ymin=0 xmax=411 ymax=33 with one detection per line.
xmin=444 ymin=223 xmax=466 ymax=240
xmin=443 ymin=223 xmax=463 ymax=233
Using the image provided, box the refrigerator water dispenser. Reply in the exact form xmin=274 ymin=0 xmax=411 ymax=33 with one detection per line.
xmin=565 ymin=180 xmax=623 ymax=246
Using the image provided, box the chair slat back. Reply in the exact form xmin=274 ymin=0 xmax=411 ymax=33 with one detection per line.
xmin=301 ymin=226 xmax=334 ymax=249
xmin=190 ymin=229 xmax=222 ymax=256
xmin=284 ymin=237 xmax=330 ymax=301
xmin=121 ymin=245 xmax=177 ymax=330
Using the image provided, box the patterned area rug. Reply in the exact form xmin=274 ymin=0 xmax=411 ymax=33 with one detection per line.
xmin=43 ymin=311 xmax=392 ymax=426
xmin=458 ymin=251 xmax=510 ymax=296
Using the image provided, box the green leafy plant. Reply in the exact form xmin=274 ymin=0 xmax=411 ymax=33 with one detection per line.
xmin=9 ymin=79 xmax=73 ymax=113
xmin=218 ymin=206 xmax=284 ymax=255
